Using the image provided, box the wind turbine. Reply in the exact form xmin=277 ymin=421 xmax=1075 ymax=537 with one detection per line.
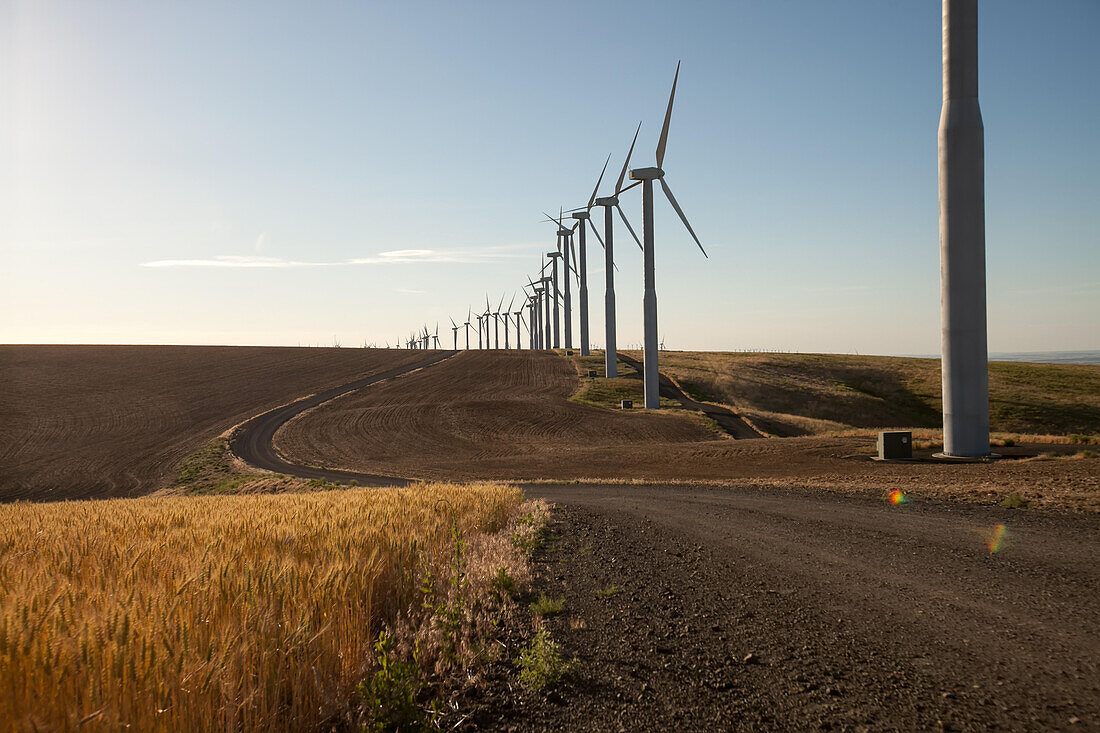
xmin=512 ymin=294 xmax=523 ymax=350
xmin=483 ymin=295 xmax=493 ymax=349
xmin=433 ymin=322 xmax=440 ymax=349
xmin=545 ymin=250 xmax=562 ymax=348
xmin=594 ymin=125 xmax=645 ymax=377
xmin=526 ymin=278 xmax=542 ymax=349
xmin=542 ymin=209 xmax=576 ymax=350
xmin=493 ymin=294 xmax=505 ymax=349
xmin=463 ymin=307 xmax=472 ymax=350
xmin=939 ymin=0 xmax=990 ymax=457
xmin=627 ymin=61 xmax=707 ymax=409
xmin=502 ymin=293 xmax=516 ymax=349
xmin=450 ymin=317 xmax=459 ymax=350
xmin=568 ymin=153 xmax=613 ymax=358
xmin=475 ymin=312 xmax=484 ymax=349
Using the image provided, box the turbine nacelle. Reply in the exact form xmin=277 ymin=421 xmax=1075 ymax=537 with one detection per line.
xmin=556 ymin=227 xmax=572 ymax=236
xmin=547 ymin=252 xmax=562 ymax=259
xmin=570 ymin=211 xmax=590 ymax=220
xmin=629 ymin=167 xmax=664 ymax=181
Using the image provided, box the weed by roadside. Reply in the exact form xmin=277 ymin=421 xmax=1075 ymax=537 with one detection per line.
xmin=515 ymin=625 xmax=575 ymax=692
xmin=595 ymin=584 xmax=623 ymax=598
xmin=530 ymin=594 xmax=566 ymax=617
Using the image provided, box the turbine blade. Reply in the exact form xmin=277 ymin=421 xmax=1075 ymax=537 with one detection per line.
xmin=497 ymin=293 xmax=505 ymax=311
xmin=619 ymin=179 xmax=643 ymax=195
xmin=656 ymin=60 xmax=680 ymax=170
xmin=587 ymin=218 xmax=605 ymax=249
xmin=569 ymin=238 xmax=579 ymax=279
xmin=450 ymin=316 xmax=456 ymax=328
xmin=616 ymin=204 xmax=644 ymax=251
xmin=615 ymin=121 xmax=642 ymax=195
xmin=571 ymin=220 xmax=579 ymax=233
xmin=587 ymin=152 xmax=612 ymax=211
xmin=507 ymin=292 xmax=516 ymax=310
xmin=660 ymin=177 xmax=707 ymax=258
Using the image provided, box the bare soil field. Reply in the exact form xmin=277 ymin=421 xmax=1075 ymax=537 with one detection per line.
xmin=277 ymin=351 xmax=1100 ymax=512
xmin=0 ymin=345 xmax=429 ymax=500
xmin=643 ymin=350 xmax=1100 ymax=438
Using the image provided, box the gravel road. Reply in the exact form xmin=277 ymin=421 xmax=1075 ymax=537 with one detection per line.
xmin=472 ymin=483 xmax=1099 ymax=731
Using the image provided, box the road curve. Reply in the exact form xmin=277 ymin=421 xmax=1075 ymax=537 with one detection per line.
xmin=229 ymin=350 xmax=455 ymax=486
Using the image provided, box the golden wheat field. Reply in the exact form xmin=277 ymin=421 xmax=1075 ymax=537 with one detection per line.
xmin=0 ymin=482 xmax=524 ymax=731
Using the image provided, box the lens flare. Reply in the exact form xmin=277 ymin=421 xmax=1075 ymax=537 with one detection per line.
xmin=888 ymin=490 xmax=908 ymax=505
xmin=987 ymin=523 xmax=1008 ymax=554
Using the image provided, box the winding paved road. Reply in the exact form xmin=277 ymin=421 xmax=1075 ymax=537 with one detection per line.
xmin=229 ymin=350 xmax=454 ymax=486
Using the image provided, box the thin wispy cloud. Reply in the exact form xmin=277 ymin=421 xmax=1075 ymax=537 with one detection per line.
xmin=141 ymin=244 xmax=543 ymax=268
xmin=140 ymin=255 xmax=332 ymax=268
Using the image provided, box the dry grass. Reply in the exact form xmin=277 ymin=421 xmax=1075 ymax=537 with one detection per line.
xmin=646 ymin=351 xmax=1100 ymax=438
xmin=0 ymin=482 xmax=527 ymax=731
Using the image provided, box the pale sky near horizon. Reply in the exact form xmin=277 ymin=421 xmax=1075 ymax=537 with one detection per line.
xmin=3 ymin=0 xmax=1098 ymax=354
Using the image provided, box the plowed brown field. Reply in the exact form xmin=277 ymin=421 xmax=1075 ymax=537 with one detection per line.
xmin=0 ymin=345 xmax=427 ymax=500
xmin=274 ymin=351 xmax=1100 ymax=510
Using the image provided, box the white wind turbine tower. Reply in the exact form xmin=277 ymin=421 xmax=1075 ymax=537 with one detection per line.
xmin=486 ymin=292 xmax=495 ymax=347
xmin=512 ymin=295 xmax=523 ymax=350
xmin=463 ymin=307 xmax=472 ymax=349
xmin=545 ymin=250 xmax=562 ymax=348
xmin=450 ymin=317 xmax=459 ymax=350
xmin=433 ymin=322 xmax=441 ymax=349
xmin=502 ymin=293 xmax=516 ymax=349
xmin=567 ymin=153 xmax=619 ymax=358
xmin=628 ymin=61 xmax=707 ymax=409
xmin=542 ymin=209 xmax=576 ymax=350
xmin=527 ymin=277 xmax=544 ymax=349
xmin=492 ymin=294 xmax=505 ymax=349
xmin=594 ymin=125 xmax=645 ymax=377
xmin=475 ymin=312 xmax=484 ymax=349
xmin=532 ymin=266 xmax=554 ymax=350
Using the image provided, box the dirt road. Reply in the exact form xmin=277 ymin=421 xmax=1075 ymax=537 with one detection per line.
xmin=476 ymin=483 xmax=1100 ymax=731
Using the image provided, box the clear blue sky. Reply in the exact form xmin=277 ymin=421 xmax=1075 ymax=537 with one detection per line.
xmin=3 ymin=0 xmax=1098 ymax=353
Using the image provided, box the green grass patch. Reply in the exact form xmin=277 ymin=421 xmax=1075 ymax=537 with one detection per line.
xmin=529 ymin=594 xmax=565 ymax=617
xmin=595 ymin=584 xmax=622 ymax=598
xmin=173 ymin=438 xmax=258 ymax=494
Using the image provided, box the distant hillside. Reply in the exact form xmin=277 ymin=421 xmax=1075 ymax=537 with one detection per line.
xmin=636 ymin=351 xmax=1100 ymax=439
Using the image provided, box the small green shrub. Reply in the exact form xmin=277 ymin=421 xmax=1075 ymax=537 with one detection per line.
xmin=595 ymin=584 xmax=622 ymax=598
xmin=510 ymin=511 xmax=546 ymax=554
xmin=999 ymin=493 xmax=1030 ymax=509
xmin=515 ymin=626 xmax=572 ymax=691
xmin=358 ymin=632 xmax=427 ymax=732
xmin=529 ymin=594 xmax=565 ymax=617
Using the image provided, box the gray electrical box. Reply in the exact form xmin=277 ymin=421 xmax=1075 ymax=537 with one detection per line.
xmin=621 ymin=399 xmax=633 ymax=410
xmin=587 ymin=369 xmax=597 ymax=378
xmin=878 ymin=431 xmax=912 ymax=460
xmin=566 ymin=350 xmax=574 ymax=356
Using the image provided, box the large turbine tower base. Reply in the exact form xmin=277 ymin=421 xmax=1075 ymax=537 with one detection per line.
xmin=639 ymin=176 xmax=661 ymax=409
xmin=939 ymin=0 xmax=990 ymax=457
